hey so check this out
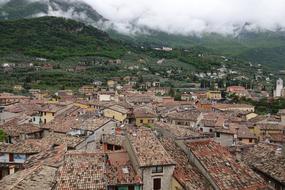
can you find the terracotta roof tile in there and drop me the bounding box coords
[242,143,285,183]
[160,138,211,189]
[126,127,175,167]
[186,140,267,190]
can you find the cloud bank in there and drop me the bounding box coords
[83,0,285,35]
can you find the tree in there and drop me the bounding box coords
[0,129,6,142]
[174,93,182,101]
[169,88,175,97]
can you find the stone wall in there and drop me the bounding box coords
[141,165,175,190]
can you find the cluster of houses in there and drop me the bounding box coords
[0,80,284,190]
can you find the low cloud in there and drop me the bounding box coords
[83,0,285,35]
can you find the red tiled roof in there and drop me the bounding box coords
[243,143,285,183]
[127,127,175,167]
[160,138,211,189]
[186,140,267,190]
[55,152,106,190]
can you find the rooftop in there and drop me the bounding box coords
[0,139,50,154]
[24,144,67,168]
[101,134,124,147]
[41,106,81,133]
[186,140,267,190]
[155,122,201,137]
[127,94,154,104]
[0,165,57,190]
[213,104,254,110]
[106,151,142,186]
[167,110,201,121]
[133,107,157,118]
[37,104,66,113]
[160,138,211,189]
[55,152,106,190]
[5,101,42,115]
[236,125,256,139]
[242,143,285,183]
[255,123,284,131]
[41,133,84,149]
[107,105,129,114]
[72,117,112,131]
[126,127,175,167]
[0,122,42,137]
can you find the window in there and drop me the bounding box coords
[52,113,55,116]
[44,119,46,124]
[107,144,113,150]
[249,139,253,143]
[9,153,14,162]
[209,129,213,133]
[216,132,220,137]
[152,166,163,173]
[200,128,203,132]
[153,178,161,190]
[114,145,121,150]
[140,120,143,123]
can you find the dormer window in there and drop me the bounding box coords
[152,166,163,173]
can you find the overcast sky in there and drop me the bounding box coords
[83,0,285,35]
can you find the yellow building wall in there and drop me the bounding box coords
[239,138,255,144]
[135,117,155,126]
[171,177,183,190]
[74,103,95,111]
[249,127,255,134]
[47,99,58,104]
[260,129,283,135]
[104,109,127,122]
[252,127,283,138]
[246,113,258,120]
[251,127,261,137]
[41,112,55,124]
[206,91,222,100]
[36,92,48,100]
[107,80,115,87]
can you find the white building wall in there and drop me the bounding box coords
[141,166,175,190]
[99,94,111,102]
[0,154,9,163]
[275,78,284,97]
[76,121,117,150]
[32,116,41,125]
[214,133,234,147]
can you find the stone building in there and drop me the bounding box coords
[125,127,175,190]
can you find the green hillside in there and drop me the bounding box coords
[0,0,105,22]
[0,16,125,59]
[110,29,285,69]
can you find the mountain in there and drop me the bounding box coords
[0,0,106,25]
[110,29,285,70]
[1,0,285,70]
[0,16,125,59]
